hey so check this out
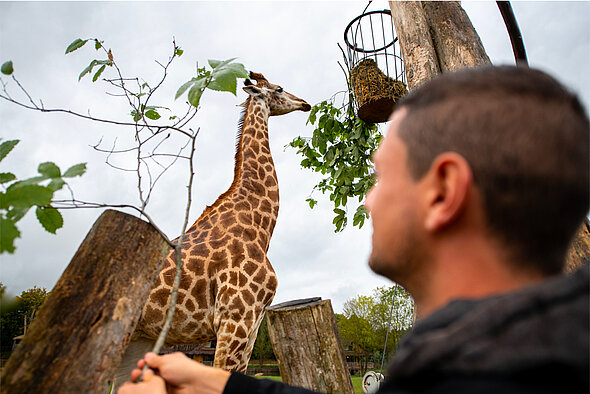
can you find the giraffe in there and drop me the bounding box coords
[115,72,310,385]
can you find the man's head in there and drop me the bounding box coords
[366,66,589,282]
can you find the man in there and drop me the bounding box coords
[119,66,589,394]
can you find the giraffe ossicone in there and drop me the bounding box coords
[115,72,310,384]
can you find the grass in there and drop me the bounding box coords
[254,375,365,393]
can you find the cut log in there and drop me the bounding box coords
[0,209,169,394]
[266,298,354,394]
[388,1,440,91]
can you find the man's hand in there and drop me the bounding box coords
[117,352,231,394]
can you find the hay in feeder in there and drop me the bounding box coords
[350,58,407,123]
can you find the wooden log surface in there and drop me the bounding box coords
[388,1,440,91]
[0,209,169,394]
[266,298,354,394]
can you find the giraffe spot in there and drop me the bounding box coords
[253,212,262,226]
[186,257,205,276]
[258,166,266,180]
[267,275,278,291]
[262,290,274,305]
[237,212,252,226]
[256,290,265,303]
[249,140,260,155]
[261,216,270,230]
[265,176,278,188]
[192,279,208,308]
[238,272,248,287]
[198,219,213,231]
[260,199,272,213]
[152,288,170,308]
[259,155,269,165]
[243,227,257,242]
[209,235,231,250]
[246,244,263,261]
[226,322,236,333]
[265,164,273,172]
[235,200,251,211]
[231,311,242,321]
[219,272,228,283]
[220,212,236,228]
[173,308,187,325]
[253,267,266,284]
[226,357,238,367]
[185,298,196,312]
[243,290,255,305]
[162,267,175,287]
[236,325,247,339]
[267,190,278,202]
[177,291,186,305]
[229,297,246,312]
[190,244,210,258]
[228,238,245,257]
[248,180,265,195]
[229,340,241,353]
[180,272,194,290]
[261,146,271,155]
[243,261,257,276]
[229,271,238,286]
[228,225,244,238]
[143,305,164,325]
[244,310,253,321]
[154,276,162,287]
[184,321,199,333]
[249,282,259,293]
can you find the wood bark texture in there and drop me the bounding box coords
[266,299,354,394]
[0,209,169,394]
[422,1,491,71]
[388,1,440,91]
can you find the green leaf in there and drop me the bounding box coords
[36,206,63,234]
[38,162,61,178]
[145,109,161,120]
[0,173,16,184]
[92,64,106,82]
[208,58,237,69]
[66,38,88,54]
[94,39,102,50]
[306,198,317,209]
[78,59,110,81]
[0,140,19,162]
[174,48,184,57]
[63,163,86,178]
[187,84,205,107]
[131,109,143,122]
[47,179,66,192]
[2,184,52,209]
[6,207,29,223]
[1,61,14,75]
[208,71,237,95]
[0,216,20,254]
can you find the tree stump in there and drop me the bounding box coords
[266,298,354,394]
[0,209,169,394]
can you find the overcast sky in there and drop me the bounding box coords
[1,1,589,313]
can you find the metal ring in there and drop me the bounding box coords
[344,10,397,54]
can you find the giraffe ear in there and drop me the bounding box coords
[243,85,263,97]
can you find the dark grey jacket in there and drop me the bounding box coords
[224,264,589,393]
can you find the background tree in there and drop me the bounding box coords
[0,286,49,355]
[251,317,276,368]
[337,285,414,375]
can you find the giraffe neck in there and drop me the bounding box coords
[231,97,279,235]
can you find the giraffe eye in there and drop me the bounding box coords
[276,87,283,93]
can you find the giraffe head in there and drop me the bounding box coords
[242,72,311,116]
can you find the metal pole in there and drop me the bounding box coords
[497,1,528,67]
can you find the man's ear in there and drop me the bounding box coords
[243,85,263,97]
[423,152,473,231]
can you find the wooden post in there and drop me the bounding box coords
[266,298,354,394]
[0,209,169,394]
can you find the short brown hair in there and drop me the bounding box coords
[397,66,589,275]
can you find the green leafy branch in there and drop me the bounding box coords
[289,99,381,232]
[0,139,86,254]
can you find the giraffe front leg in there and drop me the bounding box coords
[213,319,252,373]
